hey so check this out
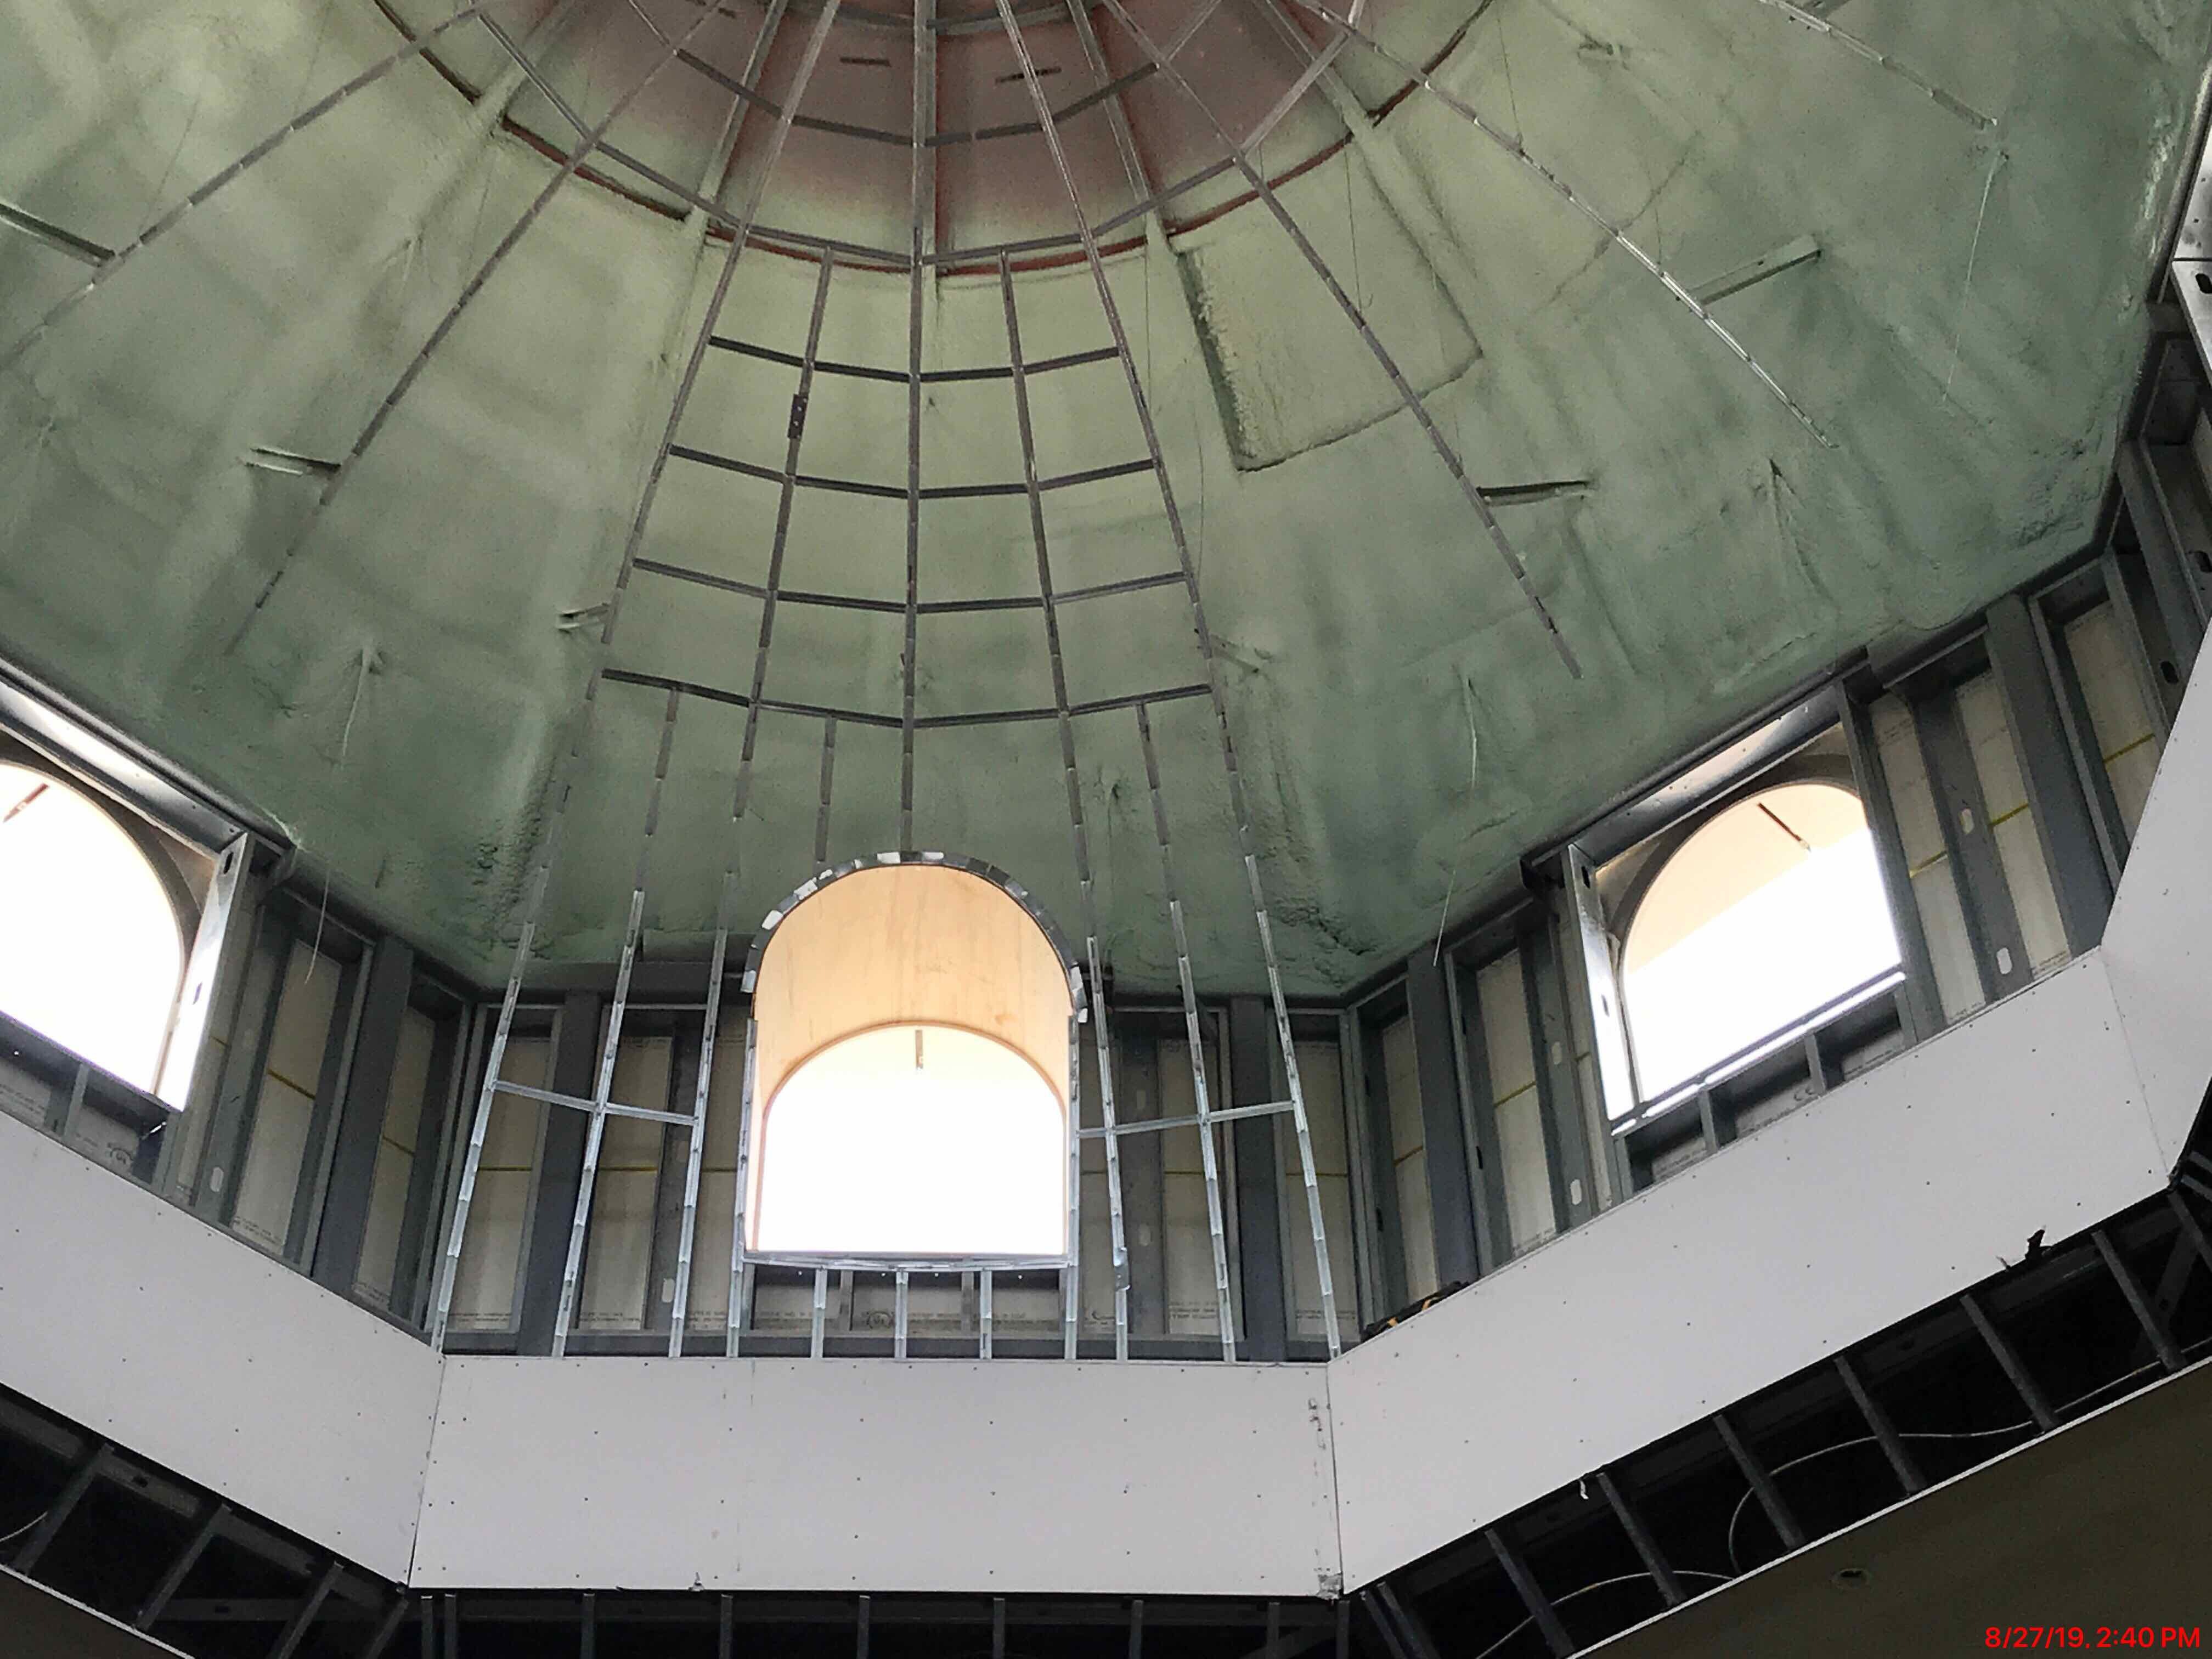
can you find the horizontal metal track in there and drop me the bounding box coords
[669,441,1154,498]
[600,666,1210,729]
[708,335,1120,385]
[632,556,1184,615]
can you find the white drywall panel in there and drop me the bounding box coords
[2101,645,2212,1168]
[0,1111,442,1579]
[415,1356,1342,1596]
[1327,953,2167,1590]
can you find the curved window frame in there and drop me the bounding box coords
[1609,770,1906,1110]
[736,851,1086,1272]
[0,751,199,1094]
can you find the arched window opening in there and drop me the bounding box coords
[0,763,186,1090]
[1623,782,1901,1104]
[744,859,1076,1261]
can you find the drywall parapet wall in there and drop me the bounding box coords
[1324,950,2169,1588]
[411,1357,1343,1596]
[0,1110,443,1581]
[7,672,2212,1594]
[2098,643,2212,1170]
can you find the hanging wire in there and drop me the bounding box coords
[1466,1571,1736,1659]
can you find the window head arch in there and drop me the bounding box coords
[0,762,187,1090]
[742,855,1080,1261]
[1622,781,1901,1103]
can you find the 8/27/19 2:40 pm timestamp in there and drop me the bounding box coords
[1987,1631,2202,1649]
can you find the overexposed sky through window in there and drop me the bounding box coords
[751,1022,1068,1257]
[0,764,184,1090]
[1624,785,1901,1105]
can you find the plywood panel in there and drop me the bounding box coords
[750,864,1073,1111]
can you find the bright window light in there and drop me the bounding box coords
[0,764,184,1090]
[1623,782,1900,1106]
[751,1023,1067,1256]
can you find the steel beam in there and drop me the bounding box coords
[1120,1030,1169,1337]
[1446,958,1515,1274]
[2115,441,2207,680]
[1402,959,1479,1288]
[1230,998,1291,1359]
[1520,911,1595,1237]
[516,991,602,1353]
[267,1560,343,1659]
[1596,1467,1683,1606]
[1841,693,1944,1042]
[1484,1525,1572,1657]
[12,1440,109,1572]
[1985,594,2113,955]
[1911,686,2030,1006]
[1835,1353,1924,1496]
[1962,1290,2057,1432]
[1713,1410,1806,1551]
[136,1499,230,1629]
[2093,1228,2183,1374]
[311,937,416,1295]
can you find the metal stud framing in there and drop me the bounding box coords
[995,0,1343,1357]
[1096,0,1577,675]
[238,1,731,628]
[1275,0,1835,450]
[1001,252,1135,1358]
[1135,701,1239,1359]
[428,0,846,1352]
[0,3,494,374]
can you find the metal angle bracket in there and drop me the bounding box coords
[2172,262,2212,376]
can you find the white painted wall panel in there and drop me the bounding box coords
[1327,955,2166,1590]
[2101,646,2212,1169]
[0,1110,441,1579]
[414,1356,1341,1596]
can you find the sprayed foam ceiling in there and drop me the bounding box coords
[0,0,2205,992]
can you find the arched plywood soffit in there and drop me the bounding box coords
[740,854,1084,1263]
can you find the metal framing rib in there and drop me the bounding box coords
[1000,250,1133,1358]
[1093,0,1578,675]
[1276,0,1835,450]
[1133,702,1239,1361]
[723,243,843,1356]
[1753,0,1996,129]
[427,0,845,1352]
[549,688,684,1356]
[900,0,935,851]
[0,2,494,374]
[996,0,1342,1355]
[235,0,731,632]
